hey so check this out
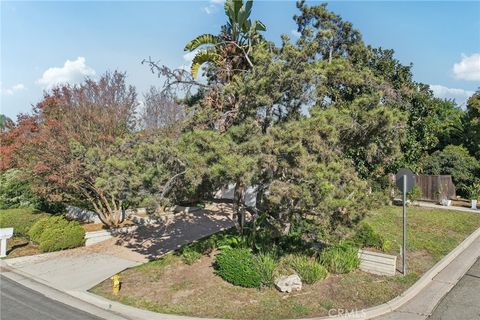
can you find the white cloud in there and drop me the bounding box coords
[36,57,96,89]
[291,29,301,38]
[430,84,475,107]
[203,4,218,15]
[179,50,199,71]
[453,53,480,81]
[203,0,224,14]
[183,50,198,63]
[1,83,25,96]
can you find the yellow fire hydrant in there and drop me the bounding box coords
[111,274,121,295]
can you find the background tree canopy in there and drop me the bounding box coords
[2,0,478,241]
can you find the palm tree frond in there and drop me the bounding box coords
[253,20,266,32]
[184,34,219,52]
[191,49,220,78]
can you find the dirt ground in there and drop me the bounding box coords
[91,251,426,320]
[91,205,480,319]
[6,237,41,258]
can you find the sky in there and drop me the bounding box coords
[1,1,479,119]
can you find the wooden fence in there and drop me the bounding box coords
[415,175,456,202]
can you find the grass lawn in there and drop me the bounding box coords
[90,206,480,319]
[0,208,48,258]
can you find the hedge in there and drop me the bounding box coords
[28,216,85,252]
[215,248,261,288]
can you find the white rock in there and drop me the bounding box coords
[274,274,302,293]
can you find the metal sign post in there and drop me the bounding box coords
[395,168,415,276]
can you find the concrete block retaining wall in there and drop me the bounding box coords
[358,249,397,276]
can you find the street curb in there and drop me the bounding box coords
[69,291,217,320]
[2,227,480,320]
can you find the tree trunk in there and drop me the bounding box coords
[234,180,246,235]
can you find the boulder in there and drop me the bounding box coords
[274,274,302,293]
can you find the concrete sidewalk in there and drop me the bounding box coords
[417,201,479,214]
[375,230,480,320]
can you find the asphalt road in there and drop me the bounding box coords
[429,257,480,320]
[0,275,104,320]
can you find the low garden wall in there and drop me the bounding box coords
[66,206,100,224]
[358,249,397,276]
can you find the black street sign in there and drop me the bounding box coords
[396,168,415,193]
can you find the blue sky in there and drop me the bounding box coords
[1,1,479,119]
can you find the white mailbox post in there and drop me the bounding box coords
[0,228,14,258]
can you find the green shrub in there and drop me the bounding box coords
[353,222,385,249]
[319,243,360,274]
[0,208,48,237]
[27,216,53,242]
[215,248,261,288]
[0,169,40,210]
[180,247,202,265]
[253,252,278,287]
[29,216,85,252]
[282,255,328,284]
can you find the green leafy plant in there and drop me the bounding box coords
[464,182,480,200]
[319,243,360,274]
[214,248,261,288]
[215,233,247,250]
[281,254,328,284]
[0,169,64,213]
[180,247,202,265]
[353,222,385,249]
[407,185,422,202]
[253,252,278,287]
[0,169,38,210]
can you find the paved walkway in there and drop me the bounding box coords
[417,201,479,214]
[428,258,480,320]
[117,202,236,260]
